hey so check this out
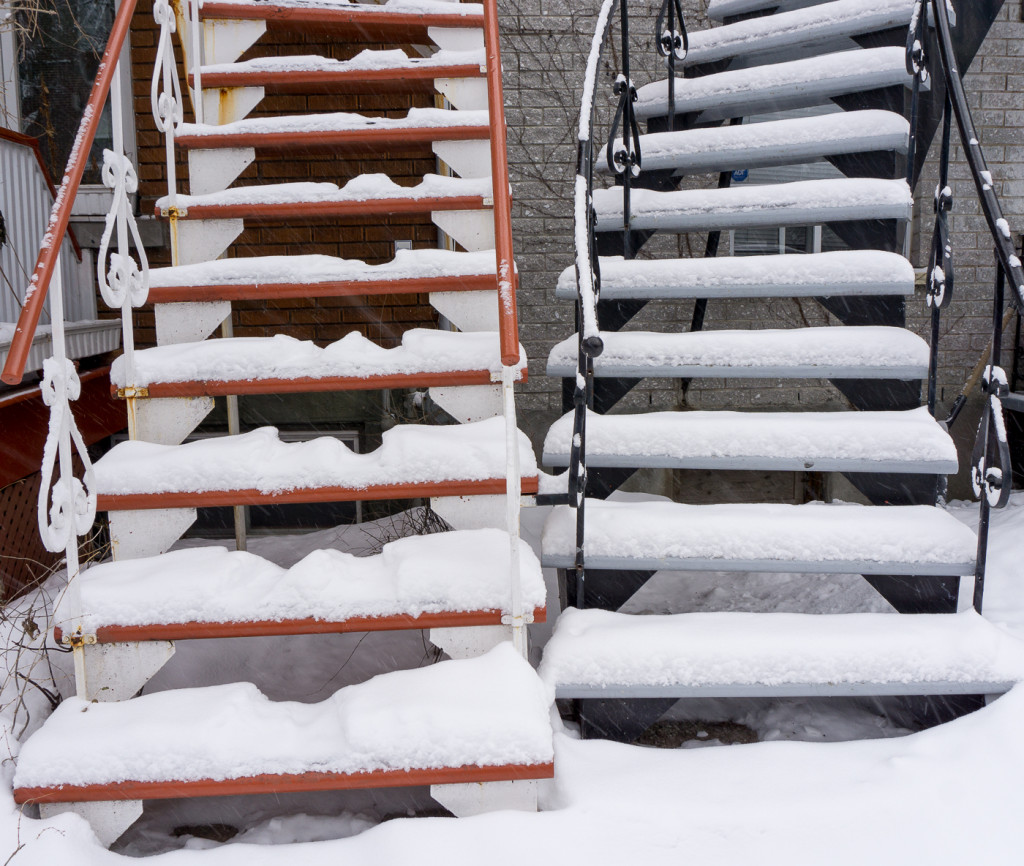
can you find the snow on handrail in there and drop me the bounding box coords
[0,0,140,385]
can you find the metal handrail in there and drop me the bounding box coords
[0,0,140,385]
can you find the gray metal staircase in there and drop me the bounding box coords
[540,0,1018,740]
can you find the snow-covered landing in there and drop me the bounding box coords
[199,47,484,77]
[686,0,916,67]
[607,110,908,176]
[542,500,976,575]
[543,406,956,474]
[635,46,914,123]
[546,326,928,380]
[555,250,915,300]
[111,330,525,389]
[707,0,840,22]
[149,248,497,290]
[58,530,546,637]
[593,178,912,233]
[94,416,538,497]
[157,174,491,213]
[177,107,489,144]
[13,645,553,794]
[541,608,1022,698]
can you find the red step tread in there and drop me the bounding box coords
[163,194,488,221]
[122,368,526,399]
[176,123,489,153]
[146,272,505,304]
[193,64,483,94]
[199,1,484,42]
[14,761,555,804]
[55,605,547,644]
[97,476,541,511]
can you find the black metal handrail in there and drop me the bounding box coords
[909,0,1023,611]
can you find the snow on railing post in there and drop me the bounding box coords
[37,255,97,700]
[152,0,185,263]
[99,59,150,439]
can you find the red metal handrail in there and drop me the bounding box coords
[1,0,139,385]
[481,0,520,366]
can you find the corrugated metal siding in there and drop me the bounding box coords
[0,137,94,327]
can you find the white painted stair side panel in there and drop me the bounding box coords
[170,218,244,266]
[436,77,488,110]
[203,18,267,66]
[39,801,142,848]
[202,85,265,126]
[432,780,539,817]
[429,384,503,422]
[428,26,485,52]
[432,209,495,251]
[188,148,255,196]
[155,301,232,345]
[79,641,176,702]
[433,140,492,178]
[430,291,499,331]
[134,396,215,445]
[109,508,197,561]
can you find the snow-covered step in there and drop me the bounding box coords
[686,0,916,68]
[594,178,911,234]
[541,499,976,575]
[554,250,915,302]
[543,406,956,474]
[55,531,545,643]
[540,608,1022,699]
[13,645,554,804]
[113,329,525,397]
[177,107,489,153]
[707,0,829,21]
[95,416,539,510]
[158,174,492,221]
[546,326,928,380]
[198,0,484,42]
[196,47,485,94]
[635,47,915,123]
[601,110,908,176]
[147,249,501,305]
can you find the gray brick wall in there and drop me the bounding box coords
[500,1,1023,485]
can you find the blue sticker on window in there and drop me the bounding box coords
[732,169,749,183]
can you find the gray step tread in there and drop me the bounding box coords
[540,608,1019,699]
[690,0,915,66]
[546,325,928,380]
[540,499,976,575]
[635,46,914,123]
[543,406,957,475]
[593,177,912,234]
[600,110,908,176]
[555,250,915,301]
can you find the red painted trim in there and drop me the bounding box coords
[0,367,125,488]
[194,64,483,94]
[177,124,489,153]
[0,3,138,385]
[199,2,483,41]
[146,272,507,304]
[0,128,84,261]
[167,195,487,222]
[481,0,519,366]
[98,476,540,510]
[14,762,555,804]
[55,606,546,644]
[126,368,527,398]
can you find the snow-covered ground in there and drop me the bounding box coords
[1,494,1022,863]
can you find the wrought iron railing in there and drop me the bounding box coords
[907,0,1023,612]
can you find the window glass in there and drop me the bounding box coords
[17,0,114,183]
